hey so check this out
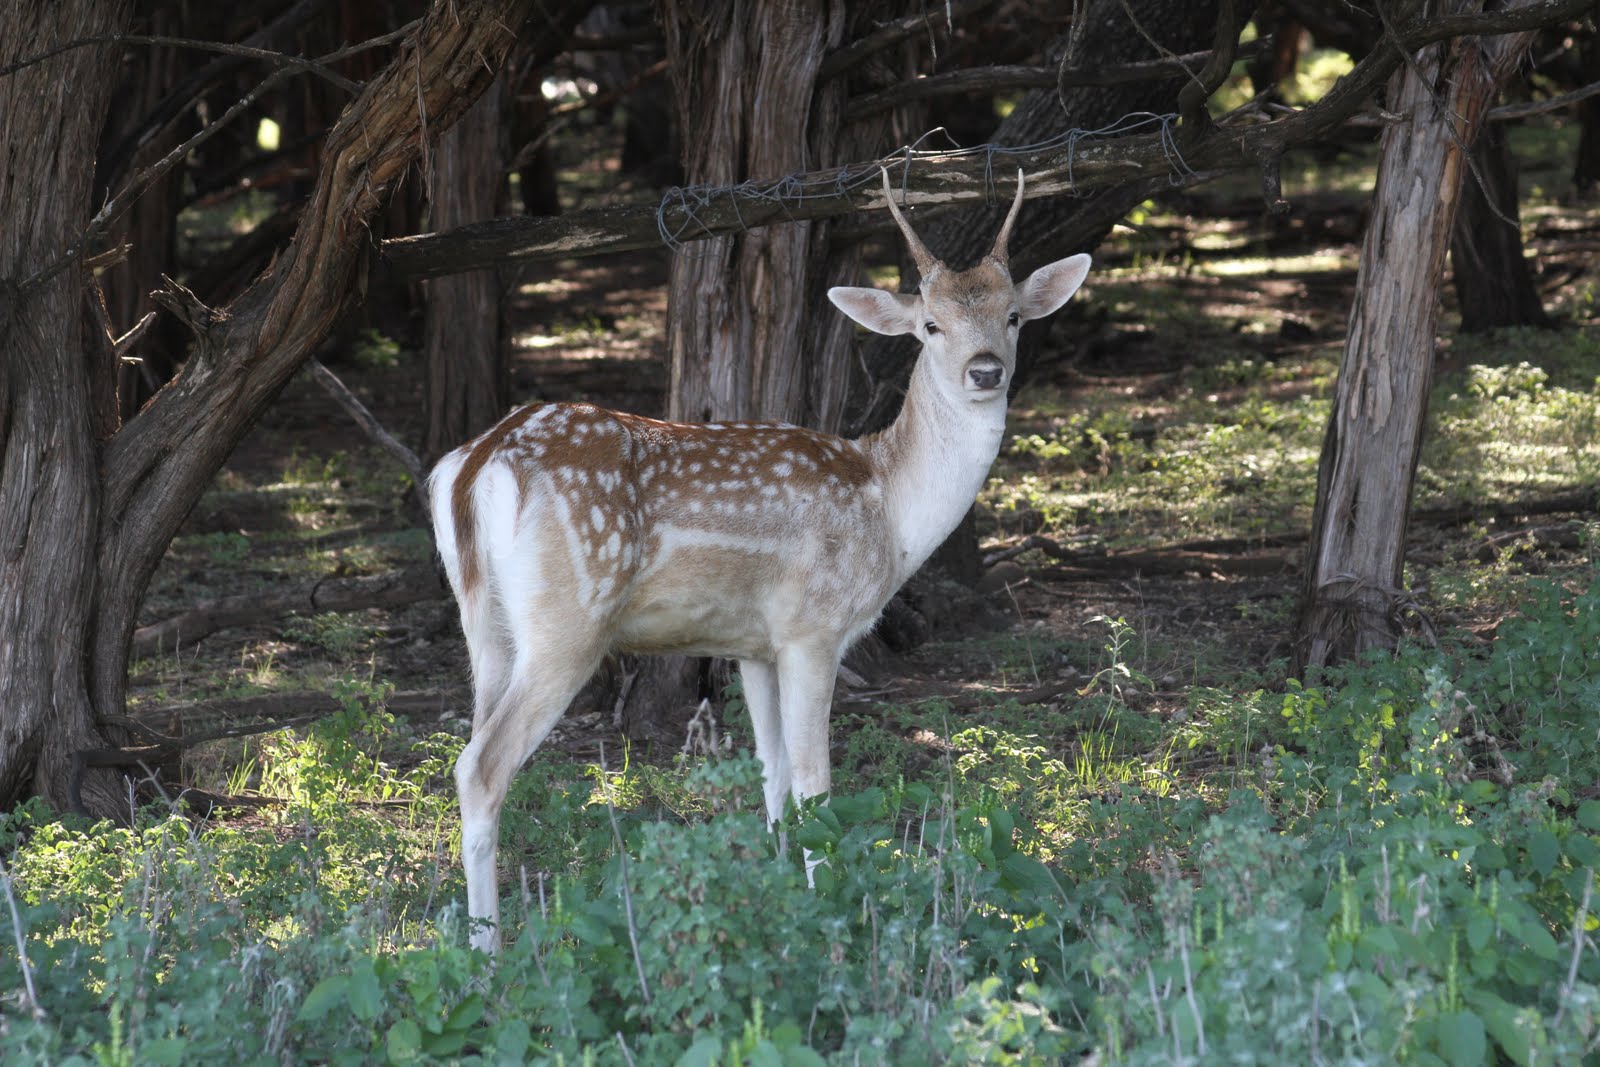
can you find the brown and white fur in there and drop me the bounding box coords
[429,170,1091,952]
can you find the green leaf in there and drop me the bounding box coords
[1566,833,1600,869]
[1437,1011,1487,1066]
[828,790,884,825]
[139,1038,188,1066]
[1000,853,1057,896]
[348,959,383,1022]
[811,861,838,894]
[1522,919,1560,961]
[1577,800,1600,831]
[989,808,1016,852]
[445,993,485,1032]
[1470,991,1532,1066]
[782,1046,828,1067]
[386,1019,422,1065]
[1528,830,1560,877]
[747,1041,785,1067]
[1465,912,1494,953]
[794,820,836,851]
[297,975,350,1023]
[488,1018,531,1063]
[421,1029,467,1056]
[675,1035,724,1067]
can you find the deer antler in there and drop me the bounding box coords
[880,168,940,282]
[988,169,1026,267]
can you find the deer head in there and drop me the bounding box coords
[827,169,1091,410]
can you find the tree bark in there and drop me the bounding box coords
[1449,120,1549,330]
[1575,22,1600,196]
[0,0,561,818]
[660,0,874,429]
[0,0,134,815]
[424,77,511,461]
[1297,0,1539,671]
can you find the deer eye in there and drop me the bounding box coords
[1007,311,1021,328]
[924,321,940,335]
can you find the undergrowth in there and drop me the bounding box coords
[3,572,1598,1064]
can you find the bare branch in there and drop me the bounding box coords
[377,0,1589,282]
[1489,77,1600,121]
[307,359,428,489]
[818,0,999,81]
[0,30,359,93]
[16,20,424,303]
[845,41,1271,121]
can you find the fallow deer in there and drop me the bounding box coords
[429,169,1091,951]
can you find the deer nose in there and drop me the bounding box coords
[967,355,1004,391]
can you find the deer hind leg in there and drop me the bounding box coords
[457,644,599,953]
[457,571,606,952]
[739,658,790,827]
[459,588,512,731]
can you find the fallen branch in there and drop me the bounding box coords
[1038,549,1293,580]
[307,359,427,488]
[133,563,447,656]
[122,687,461,740]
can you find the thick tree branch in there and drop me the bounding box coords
[817,0,998,81]
[382,0,1591,282]
[846,41,1271,121]
[1177,0,1240,131]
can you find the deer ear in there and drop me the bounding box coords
[1016,253,1091,322]
[828,287,921,336]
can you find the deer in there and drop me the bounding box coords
[428,169,1091,952]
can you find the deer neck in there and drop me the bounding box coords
[862,356,1008,584]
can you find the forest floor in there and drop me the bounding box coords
[126,122,1600,815]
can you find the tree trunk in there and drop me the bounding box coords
[0,0,557,818]
[424,77,511,460]
[1575,24,1600,196]
[1449,120,1548,330]
[1297,0,1538,671]
[0,0,134,815]
[660,0,868,429]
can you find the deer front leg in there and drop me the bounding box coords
[740,658,790,827]
[777,642,840,882]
